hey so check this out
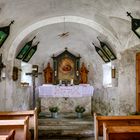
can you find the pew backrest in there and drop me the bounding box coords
[0,129,15,140]
[0,117,29,140]
[103,123,140,140]
[94,113,140,140]
[0,107,38,140]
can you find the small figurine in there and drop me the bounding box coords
[44,62,53,84]
[80,62,89,84]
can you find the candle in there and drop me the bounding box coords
[59,80,62,85]
[55,70,57,76]
[71,79,73,85]
[76,71,79,76]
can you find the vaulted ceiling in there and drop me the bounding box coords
[0,0,140,65]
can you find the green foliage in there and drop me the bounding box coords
[75,105,85,113]
[49,106,59,113]
[129,111,140,115]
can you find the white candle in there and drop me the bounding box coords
[59,80,62,84]
[55,71,57,76]
[71,79,73,85]
[76,71,79,76]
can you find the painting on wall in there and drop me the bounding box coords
[58,57,75,82]
[52,48,81,85]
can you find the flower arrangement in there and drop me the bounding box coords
[75,105,86,113]
[49,106,59,113]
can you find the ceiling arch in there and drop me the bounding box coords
[7,16,121,62]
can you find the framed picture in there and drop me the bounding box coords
[97,48,110,63]
[102,44,117,60]
[58,57,75,82]
[16,44,31,60]
[0,21,14,48]
[16,36,36,60]
[52,48,80,84]
[22,42,39,62]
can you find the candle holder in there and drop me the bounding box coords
[111,66,116,78]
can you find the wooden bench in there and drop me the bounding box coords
[0,107,38,140]
[94,113,140,140]
[0,129,15,140]
[103,123,140,140]
[0,117,30,140]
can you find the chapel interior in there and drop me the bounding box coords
[0,0,140,140]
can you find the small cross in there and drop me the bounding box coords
[127,12,133,19]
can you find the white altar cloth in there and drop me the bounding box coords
[38,84,94,98]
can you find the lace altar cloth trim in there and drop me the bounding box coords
[38,84,94,98]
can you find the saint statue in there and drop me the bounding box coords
[80,62,89,84]
[44,62,53,84]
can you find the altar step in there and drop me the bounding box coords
[38,113,94,140]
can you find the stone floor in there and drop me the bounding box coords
[38,112,96,140]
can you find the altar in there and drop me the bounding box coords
[38,48,94,114]
[38,84,94,114]
[38,84,94,98]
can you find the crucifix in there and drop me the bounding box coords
[0,54,6,81]
[26,65,42,109]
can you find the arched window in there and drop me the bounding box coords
[103,62,112,87]
[21,62,32,86]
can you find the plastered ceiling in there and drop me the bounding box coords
[0,0,140,65]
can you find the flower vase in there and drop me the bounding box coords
[51,112,58,118]
[77,112,83,118]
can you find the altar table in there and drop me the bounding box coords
[38,84,94,98]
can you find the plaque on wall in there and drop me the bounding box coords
[52,48,80,85]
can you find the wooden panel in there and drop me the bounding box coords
[103,124,140,140]
[0,117,29,140]
[0,107,38,140]
[136,53,140,111]
[94,113,140,140]
[0,129,15,140]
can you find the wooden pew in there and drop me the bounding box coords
[0,129,15,140]
[103,123,140,140]
[0,117,29,140]
[0,107,38,140]
[94,113,140,140]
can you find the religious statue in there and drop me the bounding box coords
[80,62,89,84]
[44,62,53,84]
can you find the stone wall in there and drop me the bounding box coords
[0,49,137,115]
[41,97,91,114]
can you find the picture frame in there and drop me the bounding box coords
[0,21,14,48]
[97,47,110,63]
[52,48,80,85]
[16,44,31,60]
[16,36,36,60]
[102,44,117,60]
[22,42,39,62]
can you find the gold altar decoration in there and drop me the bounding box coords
[52,48,81,85]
